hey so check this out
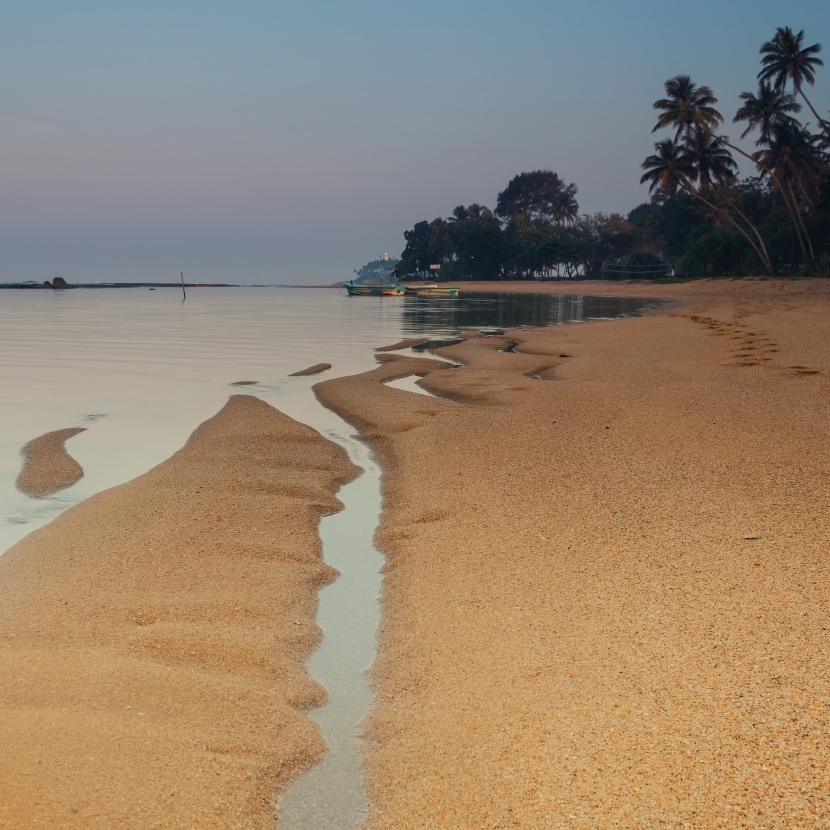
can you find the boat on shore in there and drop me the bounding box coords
[404,284,460,298]
[343,280,406,297]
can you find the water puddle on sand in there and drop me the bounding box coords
[383,374,432,396]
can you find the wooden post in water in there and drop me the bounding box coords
[180,271,186,300]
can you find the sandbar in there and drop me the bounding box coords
[16,426,87,498]
[315,278,830,828]
[0,395,357,829]
[289,363,332,377]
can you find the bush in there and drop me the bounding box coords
[676,228,763,278]
[814,251,830,277]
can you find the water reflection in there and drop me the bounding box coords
[400,292,658,334]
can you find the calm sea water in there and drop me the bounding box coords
[0,286,654,553]
[0,284,657,829]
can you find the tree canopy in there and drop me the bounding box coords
[495,171,578,225]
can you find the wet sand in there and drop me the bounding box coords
[289,363,333,377]
[315,279,830,828]
[16,426,87,497]
[0,395,357,829]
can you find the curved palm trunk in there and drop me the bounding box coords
[764,168,814,264]
[784,175,816,262]
[716,133,815,265]
[679,179,775,275]
[795,82,829,130]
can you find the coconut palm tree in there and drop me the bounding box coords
[754,120,824,262]
[652,70,822,266]
[641,139,774,274]
[758,27,825,127]
[640,139,697,200]
[652,75,723,144]
[734,81,802,144]
[756,120,824,201]
[689,133,738,192]
[554,183,580,225]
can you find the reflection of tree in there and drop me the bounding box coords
[399,293,652,336]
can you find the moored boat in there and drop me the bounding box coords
[343,281,406,297]
[404,284,460,298]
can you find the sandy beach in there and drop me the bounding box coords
[0,395,357,828]
[315,278,830,828]
[2,278,830,828]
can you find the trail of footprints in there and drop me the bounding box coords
[686,314,822,376]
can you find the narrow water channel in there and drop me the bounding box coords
[277,422,383,829]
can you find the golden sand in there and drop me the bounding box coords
[16,426,87,498]
[314,279,830,829]
[0,395,357,829]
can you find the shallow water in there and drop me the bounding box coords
[0,287,654,553]
[0,285,658,828]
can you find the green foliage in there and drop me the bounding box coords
[628,194,708,263]
[815,251,830,276]
[354,257,398,283]
[643,26,829,276]
[394,219,452,278]
[495,171,579,225]
[675,228,763,277]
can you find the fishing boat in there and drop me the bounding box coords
[404,284,460,298]
[343,280,406,297]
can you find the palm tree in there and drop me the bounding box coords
[758,27,825,126]
[733,81,801,144]
[652,71,821,266]
[554,183,579,225]
[641,139,774,274]
[640,139,697,199]
[756,120,824,201]
[754,120,824,262]
[652,75,723,144]
[689,133,738,192]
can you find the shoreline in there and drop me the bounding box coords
[315,278,830,827]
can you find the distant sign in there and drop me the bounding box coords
[429,264,441,270]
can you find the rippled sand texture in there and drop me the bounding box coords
[16,427,87,497]
[316,279,830,829]
[0,395,357,829]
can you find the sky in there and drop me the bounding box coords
[1,0,829,284]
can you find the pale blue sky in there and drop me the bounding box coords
[1,1,828,283]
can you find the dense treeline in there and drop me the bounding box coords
[394,27,829,281]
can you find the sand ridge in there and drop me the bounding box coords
[289,363,333,376]
[16,426,87,497]
[315,279,830,829]
[0,394,358,829]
